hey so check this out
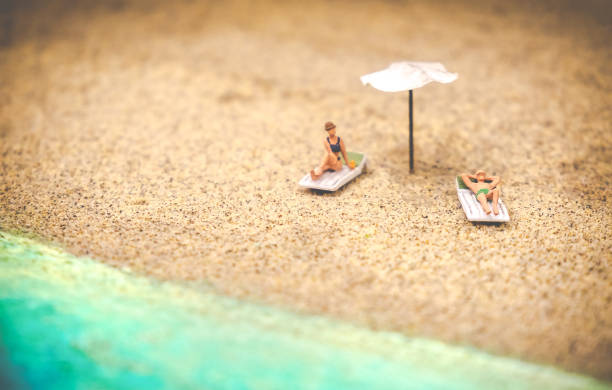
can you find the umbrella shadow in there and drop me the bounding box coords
[384,142,460,184]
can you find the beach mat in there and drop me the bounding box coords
[456,176,510,222]
[299,152,367,191]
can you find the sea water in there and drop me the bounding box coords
[0,231,608,390]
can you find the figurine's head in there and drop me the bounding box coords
[325,121,336,136]
[475,170,486,182]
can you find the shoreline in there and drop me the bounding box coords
[1,230,610,389]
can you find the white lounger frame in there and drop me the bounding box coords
[299,154,367,192]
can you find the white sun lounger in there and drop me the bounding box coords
[456,176,510,222]
[299,152,367,191]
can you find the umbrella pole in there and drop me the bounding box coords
[409,89,414,173]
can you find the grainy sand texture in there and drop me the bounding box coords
[1,0,611,380]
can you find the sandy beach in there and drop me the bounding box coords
[1,0,611,380]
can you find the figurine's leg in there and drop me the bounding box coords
[488,189,500,215]
[311,165,326,180]
[310,169,319,180]
[330,158,342,171]
[476,193,491,214]
[325,154,341,170]
[312,155,330,177]
[311,154,335,180]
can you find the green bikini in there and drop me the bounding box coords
[475,188,490,197]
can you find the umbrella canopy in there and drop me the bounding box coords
[360,61,458,172]
[360,61,457,92]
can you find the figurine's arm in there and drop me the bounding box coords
[488,176,500,188]
[323,139,333,155]
[461,173,477,193]
[339,138,351,168]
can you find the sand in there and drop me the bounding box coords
[1,0,611,380]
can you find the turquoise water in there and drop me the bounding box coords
[0,231,609,390]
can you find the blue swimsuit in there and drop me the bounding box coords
[327,136,341,160]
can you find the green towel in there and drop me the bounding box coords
[340,151,364,166]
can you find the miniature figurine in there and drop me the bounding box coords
[310,121,354,180]
[298,122,367,192]
[460,170,501,215]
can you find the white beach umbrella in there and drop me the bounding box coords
[361,61,458,172]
